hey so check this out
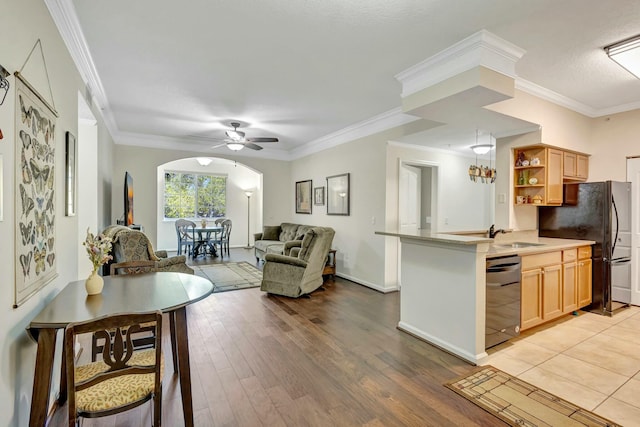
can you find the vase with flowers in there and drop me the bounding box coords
[83,228,113,295]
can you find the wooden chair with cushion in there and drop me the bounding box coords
[65,311,163,426]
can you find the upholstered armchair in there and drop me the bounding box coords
[102,225,194,275]
[260,227,335,297]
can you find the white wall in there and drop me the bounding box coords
[155,157,262,250]
[0,1,115,424]
[77,113,98,278]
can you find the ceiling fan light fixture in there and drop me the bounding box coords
[227,142,244,151]
[471,144,492,155]
[605,34,640,79]
[225,130,244,140]
[196,157,213,166]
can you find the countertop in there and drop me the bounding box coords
[485,237,595,258]
[375,229,595,257]
[374,229,492,245]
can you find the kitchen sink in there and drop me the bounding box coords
[495,241,546,248]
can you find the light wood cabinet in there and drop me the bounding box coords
[562,261,578,313]
[520,246,593,331]
[577,246,592,307]
[547,149,564,204]
[563,151,589,181]
[521,268,543,330]
[513,144,589,206]
[542,264,563,319]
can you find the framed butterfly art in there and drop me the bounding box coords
[14,74,58,307]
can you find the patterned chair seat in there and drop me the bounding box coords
[75,349,164,413]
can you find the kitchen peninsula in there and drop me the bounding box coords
[376,229,594,364]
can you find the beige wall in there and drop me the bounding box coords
[589,109,640,181]
[0,0,115,424]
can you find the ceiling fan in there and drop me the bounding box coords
[212,122,279,151]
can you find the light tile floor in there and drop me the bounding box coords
[483,305,640,426]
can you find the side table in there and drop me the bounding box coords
[323,249,337,278]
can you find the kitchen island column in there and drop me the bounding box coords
[377,230,492,364]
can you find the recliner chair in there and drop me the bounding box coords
[260,227,335,297]
[102,225,194,275]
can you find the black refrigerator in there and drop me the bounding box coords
[538,181,632,316]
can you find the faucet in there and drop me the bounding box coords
[488,224,506,238]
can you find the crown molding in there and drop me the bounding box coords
[514,78,598,117]
[395,30,526,98]
[44,0,118,133]
[290,107,420,160]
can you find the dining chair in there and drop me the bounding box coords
[214,217,226,225]
[65,311,163,426]
[175,219,196,256]
[212,219,232,257]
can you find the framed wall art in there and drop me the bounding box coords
[65,131,76,216]
[327,173,350,216]
[295,179,312,214]
[314,186,325,206]
[14,74,58,307]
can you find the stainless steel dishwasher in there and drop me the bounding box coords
[486,255,521,349]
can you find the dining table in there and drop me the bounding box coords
[192,225,222,257]
[27,272,213,427]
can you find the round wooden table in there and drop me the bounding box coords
[27,272,213,427]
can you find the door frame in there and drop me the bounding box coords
[397,159,439,286]
[626,157,640,305]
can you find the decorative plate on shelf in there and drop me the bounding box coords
[528,177,538,185]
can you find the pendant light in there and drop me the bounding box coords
[468,130,496,183]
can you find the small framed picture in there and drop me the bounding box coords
[327,173,350,215]
[314,186,325,206]
[295,179,312,214]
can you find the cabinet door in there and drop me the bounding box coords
[562,261,578,313]
[521,268,543,330]
[578,258,592,308]
[542,264,562,320]
[546,149,564,204]
[563,152,577,178]
[577,155,589,180]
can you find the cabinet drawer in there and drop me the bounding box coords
[578,246,592,259]
[522,251,562,270]
[563,249,577,262]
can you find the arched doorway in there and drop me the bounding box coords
[156,157,263,251]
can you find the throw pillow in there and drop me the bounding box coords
[262,225,280,241]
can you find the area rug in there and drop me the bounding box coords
[192,261,262,293]
[445,366,620,427]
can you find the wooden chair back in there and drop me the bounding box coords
[65,311,163,425]
[110,260,156,275]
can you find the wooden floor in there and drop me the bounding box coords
[50,248,504,426]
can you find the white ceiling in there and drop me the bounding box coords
[59,0,640,158]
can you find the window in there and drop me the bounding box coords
[164,171,226,219]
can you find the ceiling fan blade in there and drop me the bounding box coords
[243,142,263,150]
[247,137,278,143]
[211,143,227,149]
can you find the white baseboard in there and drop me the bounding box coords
[397,321,487,364]
[336,272,399,293]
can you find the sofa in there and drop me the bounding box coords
[261,227,335,297]
[102,225,194,275]
[253,222,317,262]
